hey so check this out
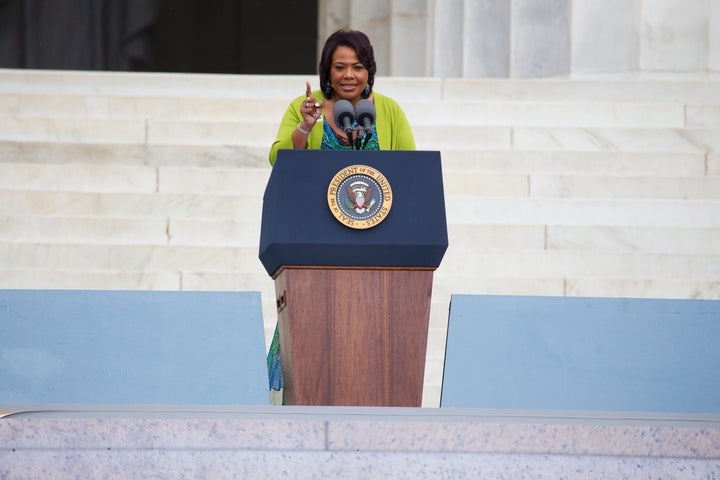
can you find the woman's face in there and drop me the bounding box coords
[329,45,369,105]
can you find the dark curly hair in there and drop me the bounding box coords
[318,29,377,100]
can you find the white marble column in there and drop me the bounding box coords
[318,0,718,78]
[640,0,710,72]
[429,0,464,77]
[389,0,428,76]
[572,0,640,74]
[464,0,511,77]
[317,0,351,42]
[511,0,571,77]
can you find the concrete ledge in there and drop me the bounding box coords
[1,406,719,479]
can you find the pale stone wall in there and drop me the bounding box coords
[318,0,720,77]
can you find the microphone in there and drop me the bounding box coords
[333,100,355,132]
[355,99,376,149]
[355,99,375,133]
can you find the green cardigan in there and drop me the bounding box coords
[269,90,416,165]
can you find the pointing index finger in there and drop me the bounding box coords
[305,81,312,99]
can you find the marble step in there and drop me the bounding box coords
[3,141,715,179]
[0,115,276,146]
[0,191,263,221]
[417,125,720,152]
[0,141,271,168]
[430,275,564,300]
[0,162,271,196]
[0,259,274,293]
[2,69,720,103]
[443,172,720,199]
[425,265,718,307]
[440,150,712,177]
[438,249,720,280]
[5,91,716,129]
[3,239,716,289]
[1,111,717,152]
[435,77,720,104]
[0,268,183,290]
[3,196,717,248]
[0,93,289,123]
[445,196,720,228]
[446,224,720,255]
[0,216,261,247]
[428,276,720,310]
[4,215,718,256]
[5,161,716,206]
[561,277,720,299]
[1,242,715,286]
[0,243,265,272]
[3,196,718,249]
[406,101,702,128]
[0,268,275,307]
[0,70,312,99]
[527,175,720,199]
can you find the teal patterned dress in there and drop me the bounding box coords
[267,325,283,394]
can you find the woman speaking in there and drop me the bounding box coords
[266,29,417,404]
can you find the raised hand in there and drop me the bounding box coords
[299,81,322,129]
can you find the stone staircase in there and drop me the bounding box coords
[1,69,719,407]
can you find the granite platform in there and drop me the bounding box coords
[1,405,719,479]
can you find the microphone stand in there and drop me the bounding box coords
[353,130,363,150]
[360,128,372,150]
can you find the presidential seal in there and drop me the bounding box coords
[327,164,393,229]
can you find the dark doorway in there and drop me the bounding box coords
[149,0,318,74]
[0,0,319,75]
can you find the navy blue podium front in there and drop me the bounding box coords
[259,149,448,275]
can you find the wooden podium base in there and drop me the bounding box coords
[274,267,434,407]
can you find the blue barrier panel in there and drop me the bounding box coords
[0,290,268,405]
[441,294,720,413]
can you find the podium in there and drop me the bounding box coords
[259,150,448,406]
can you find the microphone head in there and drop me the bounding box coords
[333,100,355,130]
[355,99,376,125]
